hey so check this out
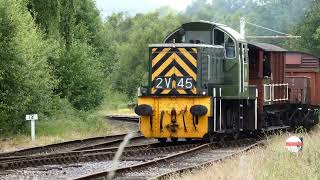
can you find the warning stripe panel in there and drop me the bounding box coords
[152,48,157,52]
[152,48,171,67]
[150,47,197,95]
[178,48,197,67]
[175,53,197,79]
[152,54,175,80]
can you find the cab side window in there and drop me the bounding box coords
[214,29,224,45]
[225,37,235,58]
[213,29,235,59]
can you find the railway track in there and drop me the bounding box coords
[0,132,142,158]
[0,141,205,179]
[0,115,266,179]
[0,141,199,171]
[72,138,262,180]
[106,115,139,123]
[0,115,141,158]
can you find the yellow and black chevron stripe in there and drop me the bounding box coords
[151,47,198,95]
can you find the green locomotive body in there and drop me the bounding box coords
[135,21,319,142]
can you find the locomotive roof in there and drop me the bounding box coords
[201,21,246,42]
[149,43,224,49]
[163,21,246,43]
[248,42,287,52]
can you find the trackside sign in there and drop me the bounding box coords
[26,114,38,121]
[286,136,303,153]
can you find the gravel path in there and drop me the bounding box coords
[1,161,142,180]
[0,149,186,179]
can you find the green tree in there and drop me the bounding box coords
[52,42,105,110]
[28,0,106,110]
[184,0,312,39]
[0,0,56,134]
[95,12,132,76]
[286,0,320,56]
[111,12,183,98]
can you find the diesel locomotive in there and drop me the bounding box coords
[134,21,320,142]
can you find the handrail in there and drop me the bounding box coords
[263,83,289,102]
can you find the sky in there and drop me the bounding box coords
[95,0,194,18]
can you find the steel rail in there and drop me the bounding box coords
[0,142,200,171]
[106,115,139,123]
[0,132,141,158]
[150,140,264,180]
[72,138,260,180]
[72,144,210,180]
[0,141,157,164]
[70,135,146,151]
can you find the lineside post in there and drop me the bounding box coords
[26,114,38,141]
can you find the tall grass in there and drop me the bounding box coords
[0,97,110,152]
[173,125,320,180]
[97,85,134,115]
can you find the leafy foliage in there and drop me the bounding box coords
[0,0,106,135]
[185,0,312,42]
[110,12,183,98]
[52,42,104,110]
[29,0,106,110]
[286,0,320,56]
[0,0,56,134]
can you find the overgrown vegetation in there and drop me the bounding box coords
[172,127,320,180]
[1,0,320,139]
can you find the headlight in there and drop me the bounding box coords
[137,87,148,97]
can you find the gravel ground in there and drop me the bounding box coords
[0,144,193,179]
[0,161,142,180]
[122,147,243,178]
[105,118,139,134]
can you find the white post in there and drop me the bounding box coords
[31,120,35,141]
[240,17,246,37]
[26,114,38,141]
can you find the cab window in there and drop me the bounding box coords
[185,31,211,44]
[214,29,236,59]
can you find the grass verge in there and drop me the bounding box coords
[172,125,320,180]
[0,112,110,152]
[0,98,112,152]
[0,90,134,152]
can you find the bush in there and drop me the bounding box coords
[0,0,56,135]
[51,42,105,110]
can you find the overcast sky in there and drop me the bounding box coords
[95,0,194,18]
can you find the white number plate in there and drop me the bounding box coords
[154,77,194,89]
[26,114,38,121]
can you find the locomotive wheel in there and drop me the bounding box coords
[209,136,215,143]
[157,138,167,144]
[185,138,192,142]
[232,130,240,140]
